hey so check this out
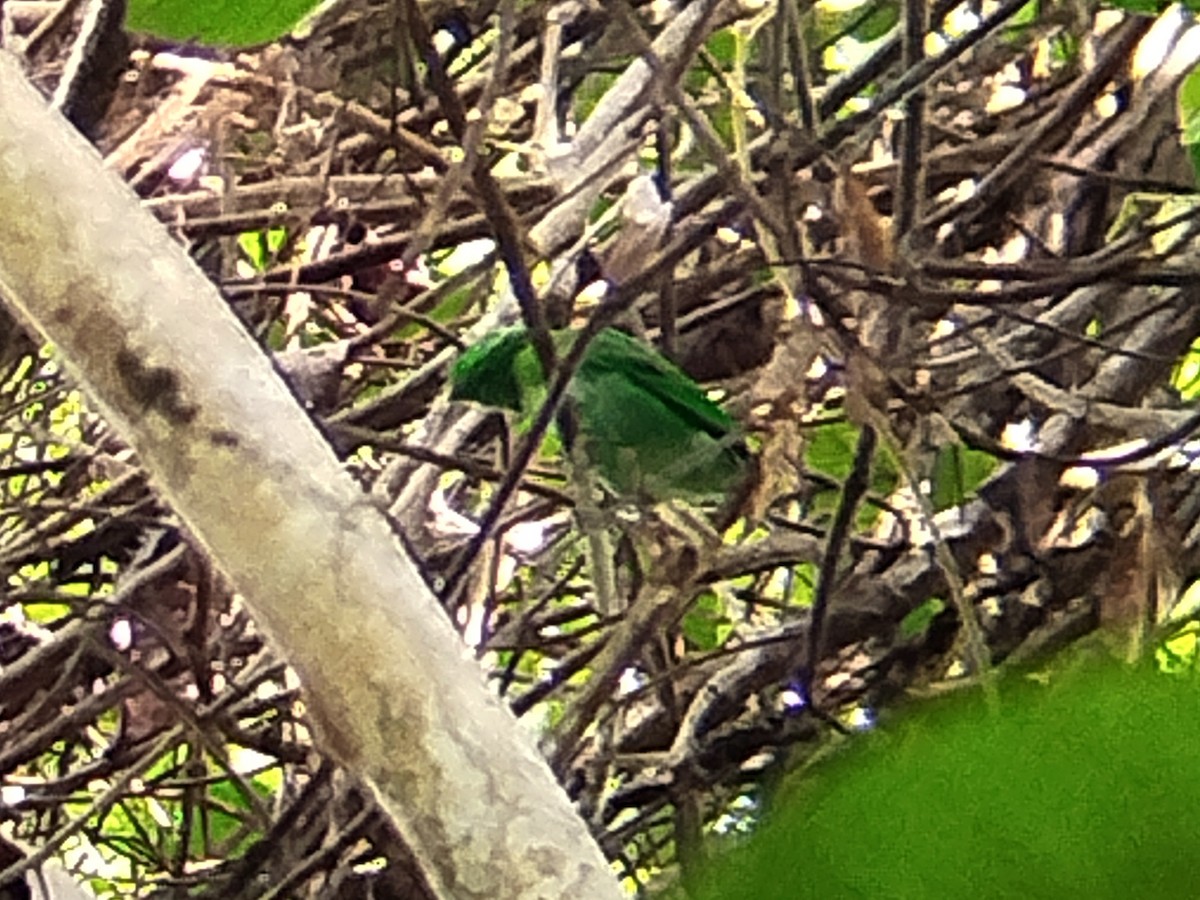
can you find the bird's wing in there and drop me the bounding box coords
[578,329,737,441]
[448,327,531,412]
[569,330,748,499]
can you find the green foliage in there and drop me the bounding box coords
[575,72,620,124]
[1104,0,1200,13]
[1001,0,1041,42]
[1103,0,1170,13]
[1050,30,1080,66]
[236,226,288,273]
[21,600,73,623]
[127,0,321,47]
[804,420,899,525]
[788,562,817,607]
[681,590,734,651]
[395,282,477,341]
[929,442,1000,511]
[1182,68,1200,146]
[706,102,736,150]
[706,29,738,68]
[1179,65,1200,185]
[1172,334,1200,401]
[450,327,749,501]
[805,420,863,481]
[1157,622,1200,673]
[809,0,900,50]
[899,596,946,638]
[691,665,1200,900]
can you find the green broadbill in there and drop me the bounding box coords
[449,327,749,502]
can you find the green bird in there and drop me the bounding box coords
[449,327,749,502]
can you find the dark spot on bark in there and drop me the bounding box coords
[115,347,198,425]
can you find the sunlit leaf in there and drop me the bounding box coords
[692,664,1200,899]
[127,0,321,47]
[1171,335,1200,401]
[706,29,737,67]
[805,421,859,480]
[681,591,733,651]
[899,596,946,637]
[1104,0,1172,14]
[930,443,1000,511]
[236,226,288,273]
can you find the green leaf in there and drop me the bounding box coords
[850,1,900,43]
[21,601,72,624]
[1157,625,1199,673]
[1180,67,1200,184]
[1002,0,1040,39]
[1180,67,1200,143]
[805,420,860,481]
[706,29,737,68]
[788,562,817,607]
[681,591,733,651]
[1172,335,1200,401]
[1050,31,1080,66]
[1103,0,1171,14]
[866,441,899,515]
[394,283,476,340]
[1190,144,1200,188]
[127,0,321,47]
[691,664,1200,900]
[236,227,288,273]
[804,421,898,527]
[1149,196,1199,256]
[930,443,1000,511]
[899,596,946,637]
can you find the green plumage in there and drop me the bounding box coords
[448,327,529,411]
[450,327,748,501]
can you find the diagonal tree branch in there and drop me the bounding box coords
[0,50,622,900]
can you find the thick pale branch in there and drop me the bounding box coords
[0,50,622,900]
